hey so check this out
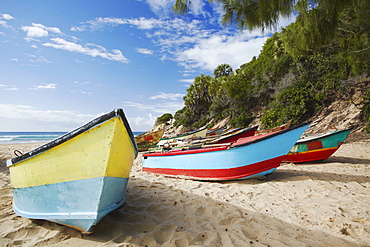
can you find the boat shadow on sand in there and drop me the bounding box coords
[288,156,370,165]
[262,168,369,184]
[0,160,363,246]
[79,177,355,246]
[260,156,370,184]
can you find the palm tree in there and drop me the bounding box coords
[174,0,364,52]
[213,64,233,78]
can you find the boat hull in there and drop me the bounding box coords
[7,109,137,233]
[282,128,351,163]
[142,122,310,181]
[12,176,128,233]
[135,129,164,151]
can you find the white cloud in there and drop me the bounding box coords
[1,14,15,20]
[42,38,129,63]
[33,23,62,34]
[0,104,95,124]
[176,34,268,70]
[145,0,208,17]
[130,113,157,130]
[31,83,57,90]
[123,100,184,114]
[149,92,185,100]
[21,23,62,39]
[70,89,93,95]
[136,48,154,54]
[68,12,294,73]
[0,20,9,28]
[0,14,14,28]
[71,17,163,31]
[144,0,175,16]
[179,79,194,84]
[19,22,129,64]
[74,81,92,85]
[29,56,52,64]
[74,17,127,31]
[0,84,19,91]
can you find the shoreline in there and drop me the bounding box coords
[1,141,369,246]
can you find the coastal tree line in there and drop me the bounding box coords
[166,0,370,131]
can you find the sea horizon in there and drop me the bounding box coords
[0,131,145,144]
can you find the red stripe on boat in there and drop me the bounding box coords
[143,146,229,157]
[231,130,280,147]
[142,156,283,180]
[144,135,154,141]
[216,128,257,144]
[282,147,339,163]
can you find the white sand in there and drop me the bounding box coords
[0,141,369,246]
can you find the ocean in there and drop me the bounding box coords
[0,131,144,144]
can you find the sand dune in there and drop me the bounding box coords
[0,141,369,246]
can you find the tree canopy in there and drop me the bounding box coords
[174,0,368,56]
[173,0,369,131]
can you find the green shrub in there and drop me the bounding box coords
[156,113,173,125]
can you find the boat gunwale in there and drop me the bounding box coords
[295,128,352,145]
[230,121,312,148]
[209,125,258,144]
[143,121,312,157]
[8,108,138,166]
[143,146,229,157]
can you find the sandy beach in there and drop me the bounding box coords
[0,140,369,246]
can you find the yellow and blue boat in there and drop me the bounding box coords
[7,109,138,234]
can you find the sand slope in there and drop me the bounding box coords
[0,141,369,246]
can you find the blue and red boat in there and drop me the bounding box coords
[281,128,352,163]
[142,122,311,181]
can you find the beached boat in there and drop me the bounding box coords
[142,122,311,181]
[135,129,165,151]
[156,127,208,147]
[281,128,352,163]
[192,126,258,145]
[7,109,138,234]
[206,127,225,136]
[148,126,258,152]
[255,122,291,135]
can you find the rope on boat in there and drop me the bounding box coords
[14,150,23,157]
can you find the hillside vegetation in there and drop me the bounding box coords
[172,0,370,132]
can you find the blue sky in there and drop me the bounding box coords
[0,0,294,132]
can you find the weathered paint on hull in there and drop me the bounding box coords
[7,109,137,233]
[142,122,310,181]
[282,128,351,163]
[13,176,129,233]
